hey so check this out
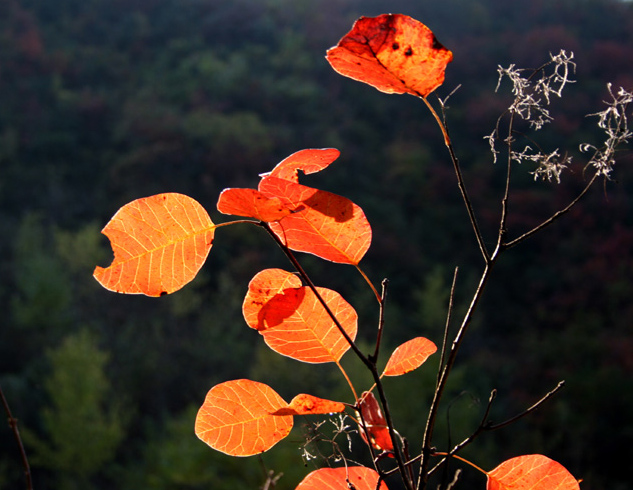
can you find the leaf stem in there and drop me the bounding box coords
[336,360,358,401]
[0,384,33,490]
[356,264,381,304]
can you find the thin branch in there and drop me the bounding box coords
[371,279,389,363]
[437,268,459,386]
[421,96,490,263]
[0,384,33,490]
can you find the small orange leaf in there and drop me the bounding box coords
[326,14,453,97]
[242,269,302,330]
[195,379,293,457]
[94,193,215,296]
[271,393,346,416]
[217,188,292,222]
[259,176,372,265]
[487,454,581,490]
[259,285,358,364]
[295,466,389,490]
[382,337,438,376]
[357,391,394,455]
[264,148,341,183]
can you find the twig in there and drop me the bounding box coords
[437,268,458,386]
[371,279,389,363]
[0,384,33,490]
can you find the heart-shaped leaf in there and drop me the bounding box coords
[94,193,215,296]
[487,454,580,490]
[271,393,346,416]
[195,379,293,457]
[382,337,437,376]
[295,466,389,490]
[259,176,372,265]
[326,14,453,97]
[259,285,358,364]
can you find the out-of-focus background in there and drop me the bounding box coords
[1,0,632,488]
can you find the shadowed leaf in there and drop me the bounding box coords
[487,455,581,490]
[242,269,302,330]
[382,337,437,376]
[195,379,293,457]
[217,188,292,222]
[295,466,389,490]
[264,148,341,182]
[271,394,345,416]
[326,14,452,97]
[94,193,215,296]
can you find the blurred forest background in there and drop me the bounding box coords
[1,0,632,489]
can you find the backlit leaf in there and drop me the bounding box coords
[295,466,389,490]
[357,391,394,454]
[259,176,372,264]
[217,188,292,222]
[326,14,453,97]
[271,393,346,416]
[94,193,215,296]
[242,268,302,331]
[195,379,293,457]
[487,454,581,490]
[259,285,358,363]
[382,337,437,376]
[264,148,341,183]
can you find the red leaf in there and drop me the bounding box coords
[265,148,341,182]
[259,176,372,264]
[357,391,394,454]
[295,466,389,490]
[195,379,293,457]
[271,393,346,416]
[258,285,358,363]
[217,188,292,222]
[487,455,581,490]
[382,337,437,376]
[242,268,302,330]
[94,193,215,296]
[326,14,453,97]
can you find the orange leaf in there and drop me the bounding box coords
[265,148,341,183]
[487,454,581,490]
[259,176,372,264]
[382,337,437,376]
[271,393,346,416]
[93,193,215,296]
[326,14,453,97]
[296,466,389,490]
[217,188,292,222]
[242,268,302,330]
[357,391,394,454]
[259,285,358,363]
[195,379,293,457]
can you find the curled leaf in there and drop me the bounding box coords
[94,193,215,296]
[271,393,345,416]
[487,454,580,490]
[295,466,389,490]
[326,14,452,97]
[382,337,437,376]
[357,391,394,455]
[195,379,293,457]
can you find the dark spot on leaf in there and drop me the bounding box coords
[159,291,168,296]
[392,42,399,50]
[405,47,413,56]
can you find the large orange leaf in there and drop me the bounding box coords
[217,188,292,222]
[295,466,389,490]
[94,193,215,296]
[382,337,437,376]
[487,455,580,490]
[259,176,372,264]
[242,268,302,330]
[326,14,453,97]
[357,391,394,454]
[271,393,346,416]
[195,379,293,457]
[265,148,341,183]
[259,285,358,363]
